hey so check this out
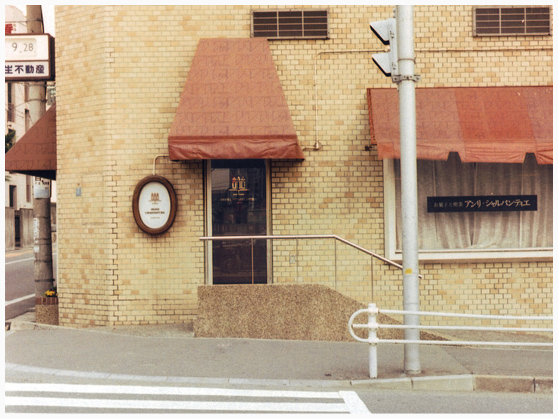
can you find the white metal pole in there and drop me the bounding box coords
[367,303,378,379]
[396,5,421,375]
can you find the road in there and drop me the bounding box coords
[5,247,57,321]
[356,387,552,414]
[4,377,552,414]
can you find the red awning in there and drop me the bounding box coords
[168,38,304,160]
[367,86,552,164]
[5,104,57,180]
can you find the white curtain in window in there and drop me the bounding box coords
[395,153,552,250]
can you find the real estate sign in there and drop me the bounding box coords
[5,34,55,81]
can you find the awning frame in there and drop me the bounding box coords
[367,86,552,164]
[168,38,305,161]
[5,104,57,180]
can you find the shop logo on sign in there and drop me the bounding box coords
[150,192,161,204]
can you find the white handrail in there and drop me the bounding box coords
[365,324,552,333]
[380,309,553,321]
[348,303,553,378]
[359,339,552,347]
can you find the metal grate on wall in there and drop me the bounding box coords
[252,9,329,39]
[474,6,551,36]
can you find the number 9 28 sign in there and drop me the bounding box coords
[5,34,55,81]
[132,176,177,235]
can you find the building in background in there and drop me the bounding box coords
[52,5,552,329]
[5,5,34,250]
[5,5,57,250]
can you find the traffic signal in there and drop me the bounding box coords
[369,18,398,78]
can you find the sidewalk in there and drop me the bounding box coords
[5,311,552,393]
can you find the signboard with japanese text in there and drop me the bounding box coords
[5,34,55,81]
[427,195,537,213]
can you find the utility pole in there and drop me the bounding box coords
[370,5,421,374]
[27,5,55,300]
[396,5,421,375]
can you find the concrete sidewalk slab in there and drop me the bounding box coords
[5,315,553,393]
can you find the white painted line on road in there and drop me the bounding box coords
[5,382,342,399]
[5,257,35,265]
[5,294,35,306]
[5,252,57,265]
[5,382,369,413]
[339,390,373,414]
[5,397,350,412]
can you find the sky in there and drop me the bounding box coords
[42,5,55,35]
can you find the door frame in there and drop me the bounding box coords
[204,159,272,285]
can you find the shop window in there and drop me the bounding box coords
[26,176,32,203]
[474,6,551,36]
[25,109,31,131]
[7,83,15,122]
[251,9,329,39]
[385,153,552,260]
[9,185,17,208]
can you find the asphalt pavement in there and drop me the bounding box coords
[5,310,553,393]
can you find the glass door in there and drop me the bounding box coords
[209,160,268,284]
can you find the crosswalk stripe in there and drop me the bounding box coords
[5,397,350,413]
[5,382,370,414]
[339,390,373,415]
[5,382,340,399]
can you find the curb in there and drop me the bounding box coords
[5,362,552,394]
[474,374,553,394]
[352,374,553,394]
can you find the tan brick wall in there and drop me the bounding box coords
[55,5,552,328]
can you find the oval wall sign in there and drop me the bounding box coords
[132,175,177,235]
